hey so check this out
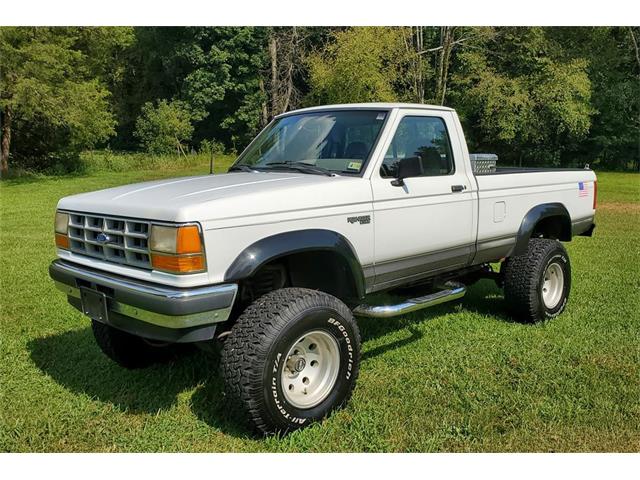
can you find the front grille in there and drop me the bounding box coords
[66,212,152,269]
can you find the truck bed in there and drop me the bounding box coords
[472,167,597,264]
[475,166,591,176]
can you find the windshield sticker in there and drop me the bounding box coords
[376,113,386,120]
[347,161,362,171]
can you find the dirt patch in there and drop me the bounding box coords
[598,202,640,213]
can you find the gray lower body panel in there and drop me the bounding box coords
[49,259,238,343]
[472,235,516,264]
[572,216,596,236]
[369,244,473,292]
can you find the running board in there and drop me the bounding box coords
[353,281,466,318]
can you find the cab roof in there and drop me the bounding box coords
[277,102,454,118]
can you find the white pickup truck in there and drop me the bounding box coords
[50,103,597,434]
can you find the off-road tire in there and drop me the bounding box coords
[91,320,178,369]
[503,238,571,323]
[221,288,361,435]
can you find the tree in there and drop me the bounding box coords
[547,27,640,170]
[113,27,267,152]
[451,27,593,167]
[307,27,411,105]
[401,27,431,104]
[1,27,636,174]
[0,27,132,176]
[134,100,194,155]
[261,27,311,123]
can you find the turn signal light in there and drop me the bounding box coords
[151,253,205,273]
[176,225,203,254]
[149,223,206,274]
[55,233,70,249]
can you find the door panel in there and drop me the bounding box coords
[370,111,476,289]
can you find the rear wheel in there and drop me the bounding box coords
[91,320,179,369]
[221,288,361,435]
[503,238,571,322]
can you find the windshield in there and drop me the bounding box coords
[233,110,387,175]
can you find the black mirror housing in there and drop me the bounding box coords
[391,156,422,186]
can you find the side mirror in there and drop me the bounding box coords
[391,156,422,187]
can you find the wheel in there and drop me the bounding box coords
[221,288,361,435]
[503,238,571,322]
[91,320,179,369]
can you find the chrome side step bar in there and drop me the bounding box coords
[353,281,466,318]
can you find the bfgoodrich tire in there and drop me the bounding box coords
[91,320,179,369]
[221,288,361,435]
[503,238,571,323]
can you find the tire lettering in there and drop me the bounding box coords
[271,352,306,425]
[327,317,354,380]
[273,352,281,374]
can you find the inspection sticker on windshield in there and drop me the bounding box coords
[347,161,362,171]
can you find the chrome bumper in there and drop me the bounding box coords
[50,260,237,336]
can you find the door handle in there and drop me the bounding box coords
[451,185,466,192]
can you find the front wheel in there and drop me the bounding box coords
[503,238,572,322]
[221,288,361,435]
[91,320,181,369]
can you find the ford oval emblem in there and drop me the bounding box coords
[96,232,111,244]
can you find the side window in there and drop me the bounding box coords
[380,116,454,178]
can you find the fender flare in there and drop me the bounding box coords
[224,229,366,299]
[513,202,572,256]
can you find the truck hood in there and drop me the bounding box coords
[57,171,371,224]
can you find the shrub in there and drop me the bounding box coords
[134,100,194,155]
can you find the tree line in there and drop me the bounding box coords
[1,26,638,177]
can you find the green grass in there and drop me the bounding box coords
[7,150,233,181]
[1,168,639,452]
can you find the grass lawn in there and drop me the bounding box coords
[1,161,639,452]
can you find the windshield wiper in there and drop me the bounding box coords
[228,164,259,173]
[264,161,334,177]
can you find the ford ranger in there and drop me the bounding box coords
[49,103,597,434]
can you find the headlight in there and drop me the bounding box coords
[149,224,205,274]
[54,211,70,249]
[55,211,69,234]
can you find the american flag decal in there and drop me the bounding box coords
[578,181,589,197]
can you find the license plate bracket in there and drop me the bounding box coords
[80,287,109,322]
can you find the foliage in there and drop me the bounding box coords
[547,27,640,170]
[134,100,194,155]
[0,27,133,175]
[113,27,266,152]
[81,150,234,175]
[198,139,227,156]
[307,27,411,104]
[452,27,594,166]
[1,26,639,174]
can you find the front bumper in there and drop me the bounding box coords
[49,259,237,343]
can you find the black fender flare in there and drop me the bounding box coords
[513,202,572,256]
[224,229,366,299]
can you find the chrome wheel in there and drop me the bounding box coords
[281,330,340,409]
[542,262,564,309]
